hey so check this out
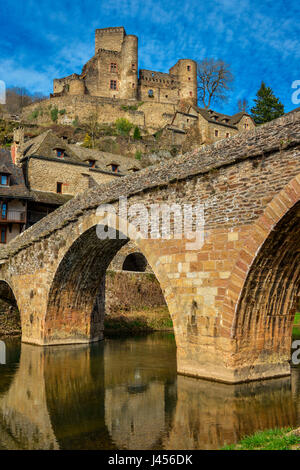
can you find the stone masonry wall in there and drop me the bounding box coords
[27,157,116,195]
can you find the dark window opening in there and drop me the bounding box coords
[110,80,117,90]
[214,130,219,137]
[0,225,6,244]
[56,182,63,193]
[55,148,64,158]
[0,175,8,186]
[88,160,96,168]
[110,63,117,72]
[148,89,154,97]
[110,164,119,173]
[1,203,7,220]
[122,253,147,272]
[187,65,191,71]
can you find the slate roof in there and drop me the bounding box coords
[30,190,73,206]
[0,149,31,199]
[68,145,142,173]
[195,107,253,129]
[20,130,141,174]
[20,130,82,163]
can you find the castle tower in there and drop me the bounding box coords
[11,128,24,166]
[95,26,126,54]
[119,35,138,100]
[169,59,197,105]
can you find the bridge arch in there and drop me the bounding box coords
[44,215,175,346]
[223,174,300,380]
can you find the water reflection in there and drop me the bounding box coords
[0,333,299,450]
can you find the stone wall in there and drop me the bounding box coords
[22,95,177,132]
[105,271,166,314]
[27,157,116,195]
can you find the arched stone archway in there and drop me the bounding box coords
[122,252,148,272]
[44,221,174,346]
[222,174,300,381]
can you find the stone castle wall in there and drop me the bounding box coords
[22,95,178,131]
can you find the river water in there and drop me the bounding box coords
[0,332,299,450]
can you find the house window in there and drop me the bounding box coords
[226,132,230,138]
[165,95,168,98]
[132,63,136,70]
[110,80,117,90]
[110,63,117,72]
[0,226,6,244]
[187,65,191,71]
[110,164,119,173]
[188,77,191,81]
[148,89,154,97]
[189,91,193,97]
[214,130,219,137]
[0,175,8,186]
[1,203,7,220]
[88,160,96,168]
[55,149,64,158]
[56,182,63,193]
[132,83,135,88]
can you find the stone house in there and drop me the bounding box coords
[166,106,256,145]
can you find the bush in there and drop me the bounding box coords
[30,110,39,120]
[50,106,59,122]
[115,118,133,136]
[82,133,92,148]
[133,126,141,140]
[135,150,142,160]
[59,109,66,115]
[72,116,79,127]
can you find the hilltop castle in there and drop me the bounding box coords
[53,26,197,106]
[22,27,198,132]
[22,26,255,140]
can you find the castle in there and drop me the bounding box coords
[22,26,255,141]
[22,27,198,132]
[53,26,197,106]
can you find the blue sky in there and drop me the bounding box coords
[0,0,299,114]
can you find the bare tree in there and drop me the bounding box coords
[237,98,249,113]
[4,87,46,115]
[197,58,234,109]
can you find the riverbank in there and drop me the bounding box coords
[104,306,173,336]
[222,427,300,450]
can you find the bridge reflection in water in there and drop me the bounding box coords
[0,333,299,450]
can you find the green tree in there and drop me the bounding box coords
[250,82,284,124]
[115,118,133,136]
[133,126,141,140]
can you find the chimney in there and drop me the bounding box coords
[11,128,24,166]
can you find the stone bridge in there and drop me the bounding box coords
[0,111,300,383]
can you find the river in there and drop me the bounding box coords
[0,332,299,450]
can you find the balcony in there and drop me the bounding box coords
[0,210,26,223]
